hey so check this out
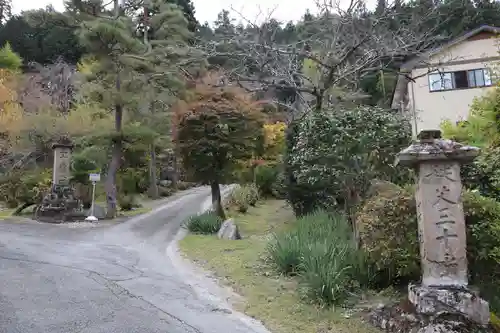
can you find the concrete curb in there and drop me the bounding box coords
[165,185,271,333]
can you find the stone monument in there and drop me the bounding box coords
[369,130,493,332]
[386,129,489,332]
[34,136,84,223]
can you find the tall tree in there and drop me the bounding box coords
[165,0,197,32]
[175,74,263,218]
[128,0,198,36]
[70,0,145,217]
[134,0,203,195]
[0,10,83,65]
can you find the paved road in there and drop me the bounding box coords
[0,187,269,333]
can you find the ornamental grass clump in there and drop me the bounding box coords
[186,211,223,234]
[268,210,368,306]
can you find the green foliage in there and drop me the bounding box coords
[268,210,367,306]
[255,164,279,197]
[441,85,500,148]
[355,181,419,285]
[440,87,500,201]
[288,106,412,216]
[0,42,22,70]
[0,13,84,65]
[227,184,259,212]
[117,167,148,195]
[0,169,52,207]
[461,146,500,200]
[271,169,287,199]
[186,211,223,234]
[356,182,500,310]
[118,194,140,211]
[78,17,142,58]
[232,162,254,184]
[158,186,175,197]
[177,83,264,186]
[71,153,100,184]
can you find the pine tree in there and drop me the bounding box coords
[135,0,203,195]
[0,42,21,70]
[69,0,145,218]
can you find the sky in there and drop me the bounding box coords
[12,0,319,25]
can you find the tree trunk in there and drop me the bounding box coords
[172,147,179,189]
[106,73,123,218]
[148,143,159,198]
[105,138,122,218]
[104,0,124,219]
[210,180,225,219]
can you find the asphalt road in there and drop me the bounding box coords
[0,186,269,333]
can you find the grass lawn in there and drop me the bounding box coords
[0,208,14,218]
[179,199,381,333]
[119,206,152,217]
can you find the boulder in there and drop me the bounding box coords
[86,204,106,219]
[217,218,241,240]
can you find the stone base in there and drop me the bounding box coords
[408,284,490,326]
[369,300,494,333]
[34,207,87,223]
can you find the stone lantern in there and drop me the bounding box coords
[398,130,489,330]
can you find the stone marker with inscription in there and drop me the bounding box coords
[369,130,492,333]
[53,143,72,185]
[398,130,489,330]
[34,137,84,223]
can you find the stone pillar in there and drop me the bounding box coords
[34,136,82,223]
[397,129,490,326]
[52,139,73,186]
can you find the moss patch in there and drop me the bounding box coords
[180,199,379,333]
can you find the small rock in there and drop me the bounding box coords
[217,219,241,240]
[211,307,232,314]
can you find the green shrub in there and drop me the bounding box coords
[461,146,500,201]
[186,211,223,234]
[271,169,287,199]
[242,184,259,206]
[356,181,500,311]
[117,167,148,195]
[356,181,419,286]
[71,154,99,184]
[158,186,174,197]
[287,106,412,216]
[233,164,254,184]
[0,169,52,208]
[268,210,367,306]
[118,195,140,211]
[227,184,259,212]
[255,164,278,197]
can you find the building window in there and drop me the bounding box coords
[428,68,492,92]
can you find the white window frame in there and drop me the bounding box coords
[428,68,493,92]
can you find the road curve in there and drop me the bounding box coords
[0,186,270,333]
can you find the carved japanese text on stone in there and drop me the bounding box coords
[417,161,467,287]
[53,147,71,186]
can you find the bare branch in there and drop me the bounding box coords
[196,0,452,122]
